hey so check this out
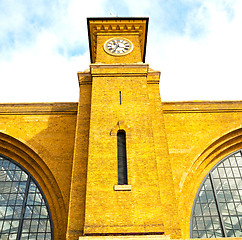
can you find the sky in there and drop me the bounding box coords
[0,0,242,103]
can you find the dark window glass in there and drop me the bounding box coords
[0,154,53,240]
[117,130,128,185]
[191,150,242,238]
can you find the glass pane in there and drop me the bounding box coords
[236,203,242,214]
[199,191,207,203]
[218,168,226,178]
[234,229,242,237]
[232,168,241,178]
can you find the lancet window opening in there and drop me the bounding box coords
[191,150,242,238]
[117,130,128,185]
[119,91,122,105]
[0,154,53,240]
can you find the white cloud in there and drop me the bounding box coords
[0,0,109,102]
[0,0,242,102]
[145,0,242,101]
[0,29,90,102]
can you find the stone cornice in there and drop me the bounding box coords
[0,103,78,115]
[77,71,92,85]
[87,18,148,63]
[89,63,149,77]
[163,101,242,113]
[77,64,161,83]
[147,69,161,84]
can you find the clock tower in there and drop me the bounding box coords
[87,17,148,64]
[66,18,181,240]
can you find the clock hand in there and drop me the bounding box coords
[115,42,119,50]
[111,42,118,51]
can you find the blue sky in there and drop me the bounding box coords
[0,0,241,102]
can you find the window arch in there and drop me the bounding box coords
[191,150,242,238]
[0,154,53,239]
[117,130,128,185]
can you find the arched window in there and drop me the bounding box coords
[0,154,53,239]
[117,130,128,185]
[191,150,242,238]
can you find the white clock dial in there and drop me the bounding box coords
[104,38,133,56]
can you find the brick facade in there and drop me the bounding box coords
[0,18,241,240]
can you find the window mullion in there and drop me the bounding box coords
[16,176,31,240]
[209,173,227,237]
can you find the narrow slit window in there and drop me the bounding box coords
[117,130,128,185]
[119,91,122,105]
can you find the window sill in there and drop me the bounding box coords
[114,185,132,191]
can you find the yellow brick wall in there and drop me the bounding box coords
[67,73,92,240]
[1,91,242,240]
[0,103,77,240]
[66,64,183,240]
[83,64,166,235]
[162,101,242,238]
[78,18,182,239]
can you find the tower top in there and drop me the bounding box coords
[87,17,149,63]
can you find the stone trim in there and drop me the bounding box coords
[163,100,242,113]
[113,185,132,191]
[0,103,78,115]
[110,121,131,136]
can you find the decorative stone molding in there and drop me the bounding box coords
[147,70,160,84]
[78,70,92,85]
[0,103,78,115]
[80,233,169,239]
[163,101,242,113]
[110,121,131,136]
[90,63,149,77]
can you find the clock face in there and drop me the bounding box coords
[104,38,133,56]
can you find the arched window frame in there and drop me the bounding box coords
[0,154,54,239]
[191,149,242,238]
